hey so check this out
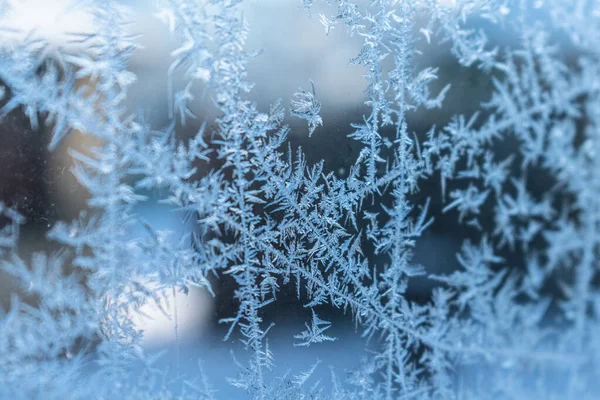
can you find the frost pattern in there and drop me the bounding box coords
[0,0,600,399]
[290,80,323,137]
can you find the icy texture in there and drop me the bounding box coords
[1,0,600,399]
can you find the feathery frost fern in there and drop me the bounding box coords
[1,0,600,398]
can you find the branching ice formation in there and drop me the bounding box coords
[0,0,600,399]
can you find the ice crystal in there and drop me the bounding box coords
[1,0,600,399]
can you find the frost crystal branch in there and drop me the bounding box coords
[0,0,599,399]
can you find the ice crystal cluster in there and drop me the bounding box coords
[1,0,600,399]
